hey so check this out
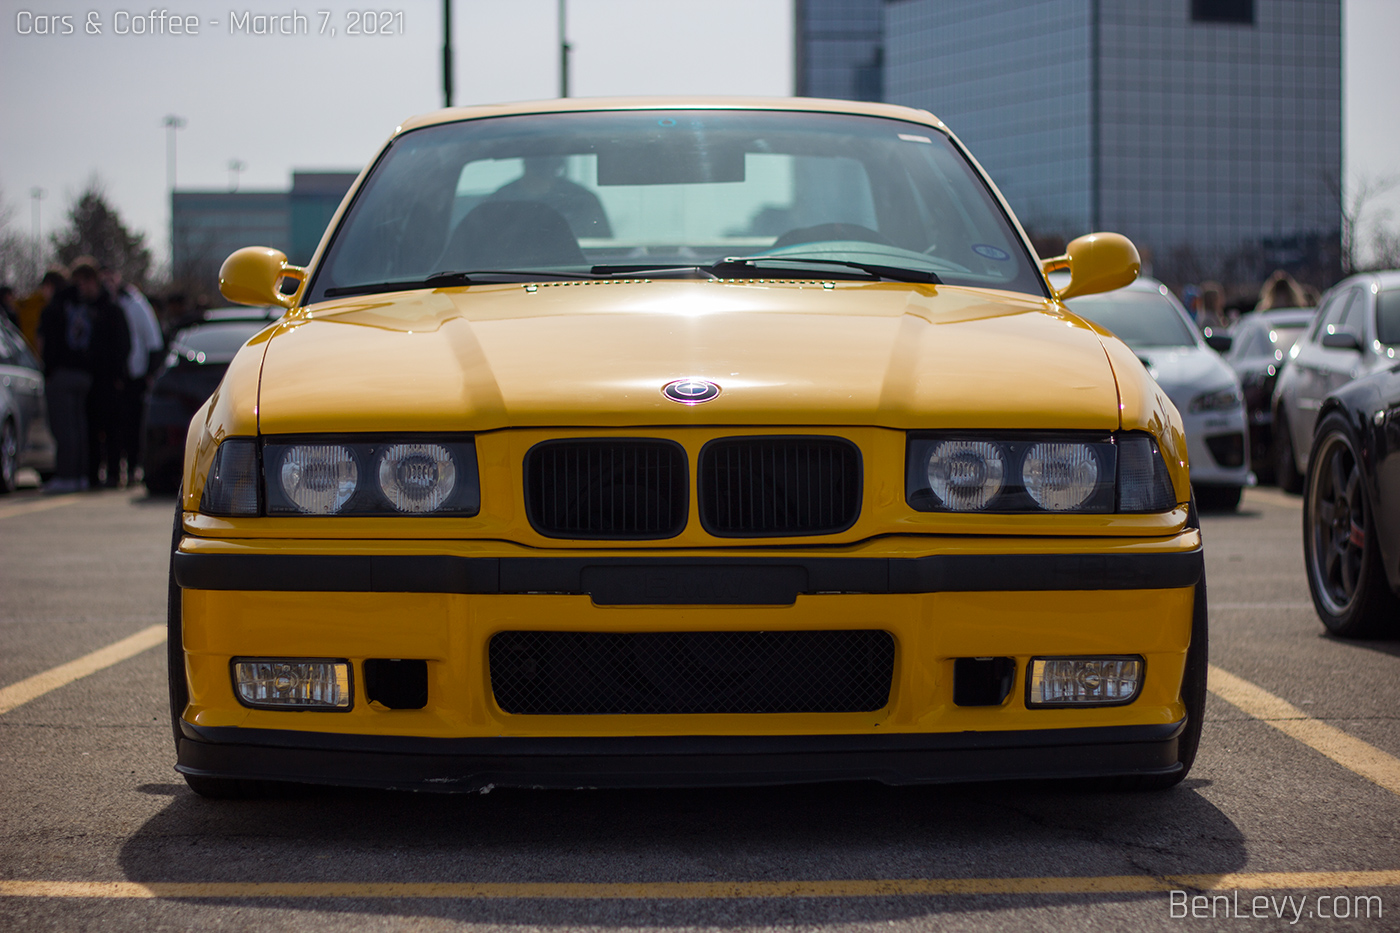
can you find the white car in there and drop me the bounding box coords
[1066,277,1250,510]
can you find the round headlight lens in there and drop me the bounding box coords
[377,443,457,513]
[1023,442,1099,511]
[927,440,1005,510]
[279,445,358,514]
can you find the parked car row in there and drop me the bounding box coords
[1065,277,1251,511]
[0,307,279,496]
[141,306,283,494]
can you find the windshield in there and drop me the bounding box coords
[305,110,1045,302]
[1066,290,1199,349]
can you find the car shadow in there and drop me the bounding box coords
[117,777,1247,924]
[1320,631,1400,659]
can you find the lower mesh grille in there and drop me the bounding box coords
[525,439,687,538]
[699,436,862,536]
[490,630,895,714]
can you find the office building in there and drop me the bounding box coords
[883,0,1342,285]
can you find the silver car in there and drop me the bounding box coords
[0,316,48,493]
[1271,270,1400,492]
[1066,277,1251,510]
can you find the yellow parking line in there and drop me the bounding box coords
[0,494,82,521]
[1209,665,1400,797]
[1,871,1398,900]
[0,624,166,715]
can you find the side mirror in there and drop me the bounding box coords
[1042,232,1140,301]
[219,246,306,308]
[1204,333,1233,353]
[1320,331,1362,352]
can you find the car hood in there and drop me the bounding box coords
[1135,346,1238,410]
[256,280,1125,434]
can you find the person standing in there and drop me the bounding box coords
[78,261,131,488]
[38,261,105,492]
[16,268,66,351]
[103,266,163,487]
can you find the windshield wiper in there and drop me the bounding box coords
[323,270,593,298]
[589,263,720,279]
[713,255,941,284]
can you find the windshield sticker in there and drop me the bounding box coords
[898,133,932,144]
[972,244,1011,261]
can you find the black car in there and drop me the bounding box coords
[1303,362,1400,637]
[1221,307,1315,483]
[142,307,280,494]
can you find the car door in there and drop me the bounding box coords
[0,325,43,438]
[1286,287,1356,459]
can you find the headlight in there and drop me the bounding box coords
[377,443,457,513]
[926,440,1005,510]
[906,432,1176,513]
[199,435,480,516]
[280,444,358,514]
[1189,387,1243,413]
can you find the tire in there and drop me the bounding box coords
[1302,413,1400,638]
[0,418,17,494]
[1194,484,1242,512]
[168,493,303,799]
[1274,414,1304,494]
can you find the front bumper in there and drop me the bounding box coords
[173,533,1202,789]
[176,719,1187,791]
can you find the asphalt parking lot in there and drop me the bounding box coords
[0,486,1396,931]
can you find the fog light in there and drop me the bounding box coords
[1027,656,1142,707]
[233,659,351,710]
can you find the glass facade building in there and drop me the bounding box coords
[883,0,1342,284]
[795,0,886,102]
[172,171,357,297]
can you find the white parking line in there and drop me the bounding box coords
[1209,664,1400,798]
[0,625,167,715]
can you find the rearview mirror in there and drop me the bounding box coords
[1042,232,1140,301]
[219,246,306,308]
[1204,333,1233,353]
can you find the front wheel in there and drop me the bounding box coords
[1303,413,1400,637]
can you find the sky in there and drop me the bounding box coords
[1,0,1396,273]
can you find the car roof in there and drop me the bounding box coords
[1253,308,1315,326]
[395,96,947,136]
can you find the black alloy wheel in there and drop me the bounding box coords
[0,418,17,493]
[1303,413,1400,637]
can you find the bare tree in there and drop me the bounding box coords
[0,185,46,289]
[1326,171,1399,275]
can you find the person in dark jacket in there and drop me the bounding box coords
[39,258,128,493]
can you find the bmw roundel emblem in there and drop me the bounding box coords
[662,378,721,404]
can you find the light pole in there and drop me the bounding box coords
[558,0,570,98]
[163,114,186,272]
[442,0,453,107]
[29,187,44,277]
[228,159,246,192]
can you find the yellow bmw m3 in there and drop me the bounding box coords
[169,97,1205,797]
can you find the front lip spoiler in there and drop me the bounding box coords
[176,720,1186,792]
[173,548,1203,605]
